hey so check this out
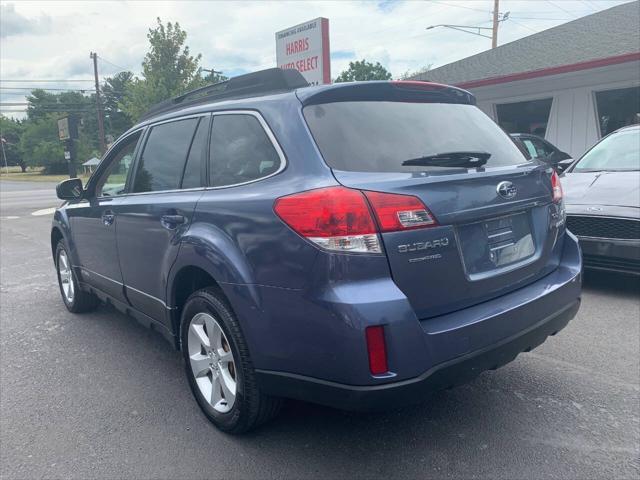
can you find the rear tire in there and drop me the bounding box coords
[181,287,282,433]
[55,241,99,313]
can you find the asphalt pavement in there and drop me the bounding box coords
[1,181,639,479]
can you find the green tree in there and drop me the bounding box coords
[334,59,392,82]
[25,89,60,122]
[102,71,135,137]
[197,69,228,87]
[121,18,204,120]
[19,115,66,174]
[23,88,101,170]
[0,116,26,172]
[398,64,432,80]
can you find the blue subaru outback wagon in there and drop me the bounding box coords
[52,68,582,433]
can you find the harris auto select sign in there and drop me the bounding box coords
[276,17,330,85]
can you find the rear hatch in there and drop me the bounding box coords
[302,82,564,319]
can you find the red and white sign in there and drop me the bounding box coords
[276,17,330,85]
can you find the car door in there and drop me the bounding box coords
[66,130,143,303]
[113,114,209,325]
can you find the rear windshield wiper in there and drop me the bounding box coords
[401,151,491,168]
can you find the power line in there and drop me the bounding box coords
[578,0,598,12]
[0,79,95,83]
[429,0,489,13]
[0,103,94,106]
[0,86,92,92]
[509,16,572,21]
[585,0,605,9]
[97,55,131,73]
[0,105,95,108]
[508,18,540,33]
[544,0,579,19]
[0,109,94,112]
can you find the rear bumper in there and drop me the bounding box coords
[256,299,579,410]
[254,232,582,410]
[578,236,640,275]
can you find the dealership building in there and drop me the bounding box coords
[410,1,640,158]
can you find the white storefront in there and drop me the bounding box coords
[471,57,640,158]
[410,1,640,159]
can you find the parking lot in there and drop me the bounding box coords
[1,180,638,479]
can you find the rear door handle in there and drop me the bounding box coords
[161,214,186,229]
[102,210,115,226]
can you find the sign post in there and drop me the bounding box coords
[58,116,79,179]
[276,18,330,86]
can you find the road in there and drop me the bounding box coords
[1,181,639,479]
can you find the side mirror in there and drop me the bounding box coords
[555,159,573,173]
[56,178,83,200]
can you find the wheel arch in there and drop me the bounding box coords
[170,265,224,344]
[51,226,64,260]
[167,223,263,350]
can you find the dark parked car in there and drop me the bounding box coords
[510,133,574,172]
[52,69,582,433]
[562,124,640,275]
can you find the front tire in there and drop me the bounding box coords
[181,288,281,433]
[55,241,99,313]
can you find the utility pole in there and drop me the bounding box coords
[90,52,106,153]
[492,0,500,49]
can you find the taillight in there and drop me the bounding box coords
[273,186,381,253]
[364,190,437,232]
[274,186,438,253]
[365,325,388,375]
[551,170,563,203]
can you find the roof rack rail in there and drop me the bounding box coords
[140,68,309,121]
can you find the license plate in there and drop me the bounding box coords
[458,212,535,275]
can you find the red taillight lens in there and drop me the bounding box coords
[365,325,388,375]
[274,186,381,253]
[364,190,437,232]
[551,170,563,203]
[274,186,438,252]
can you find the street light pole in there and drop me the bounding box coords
[492,0,500,49]
[426,24,493,39]
[427,0,509,49]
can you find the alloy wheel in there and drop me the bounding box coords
[187,312,237,413]
[57,249,75,304]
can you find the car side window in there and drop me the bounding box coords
[521,139,539,159]
[528,137,554,158]
[133,118,199,193]
[97,131,141,197]
[209,114,281,187]
[180,117,208,189]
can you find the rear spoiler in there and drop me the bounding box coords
[296,80,476,106]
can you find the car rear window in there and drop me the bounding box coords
[303,101,527,173]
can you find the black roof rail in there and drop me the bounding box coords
[140,68,309,121]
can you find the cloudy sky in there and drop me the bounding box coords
[0,0,632,117]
